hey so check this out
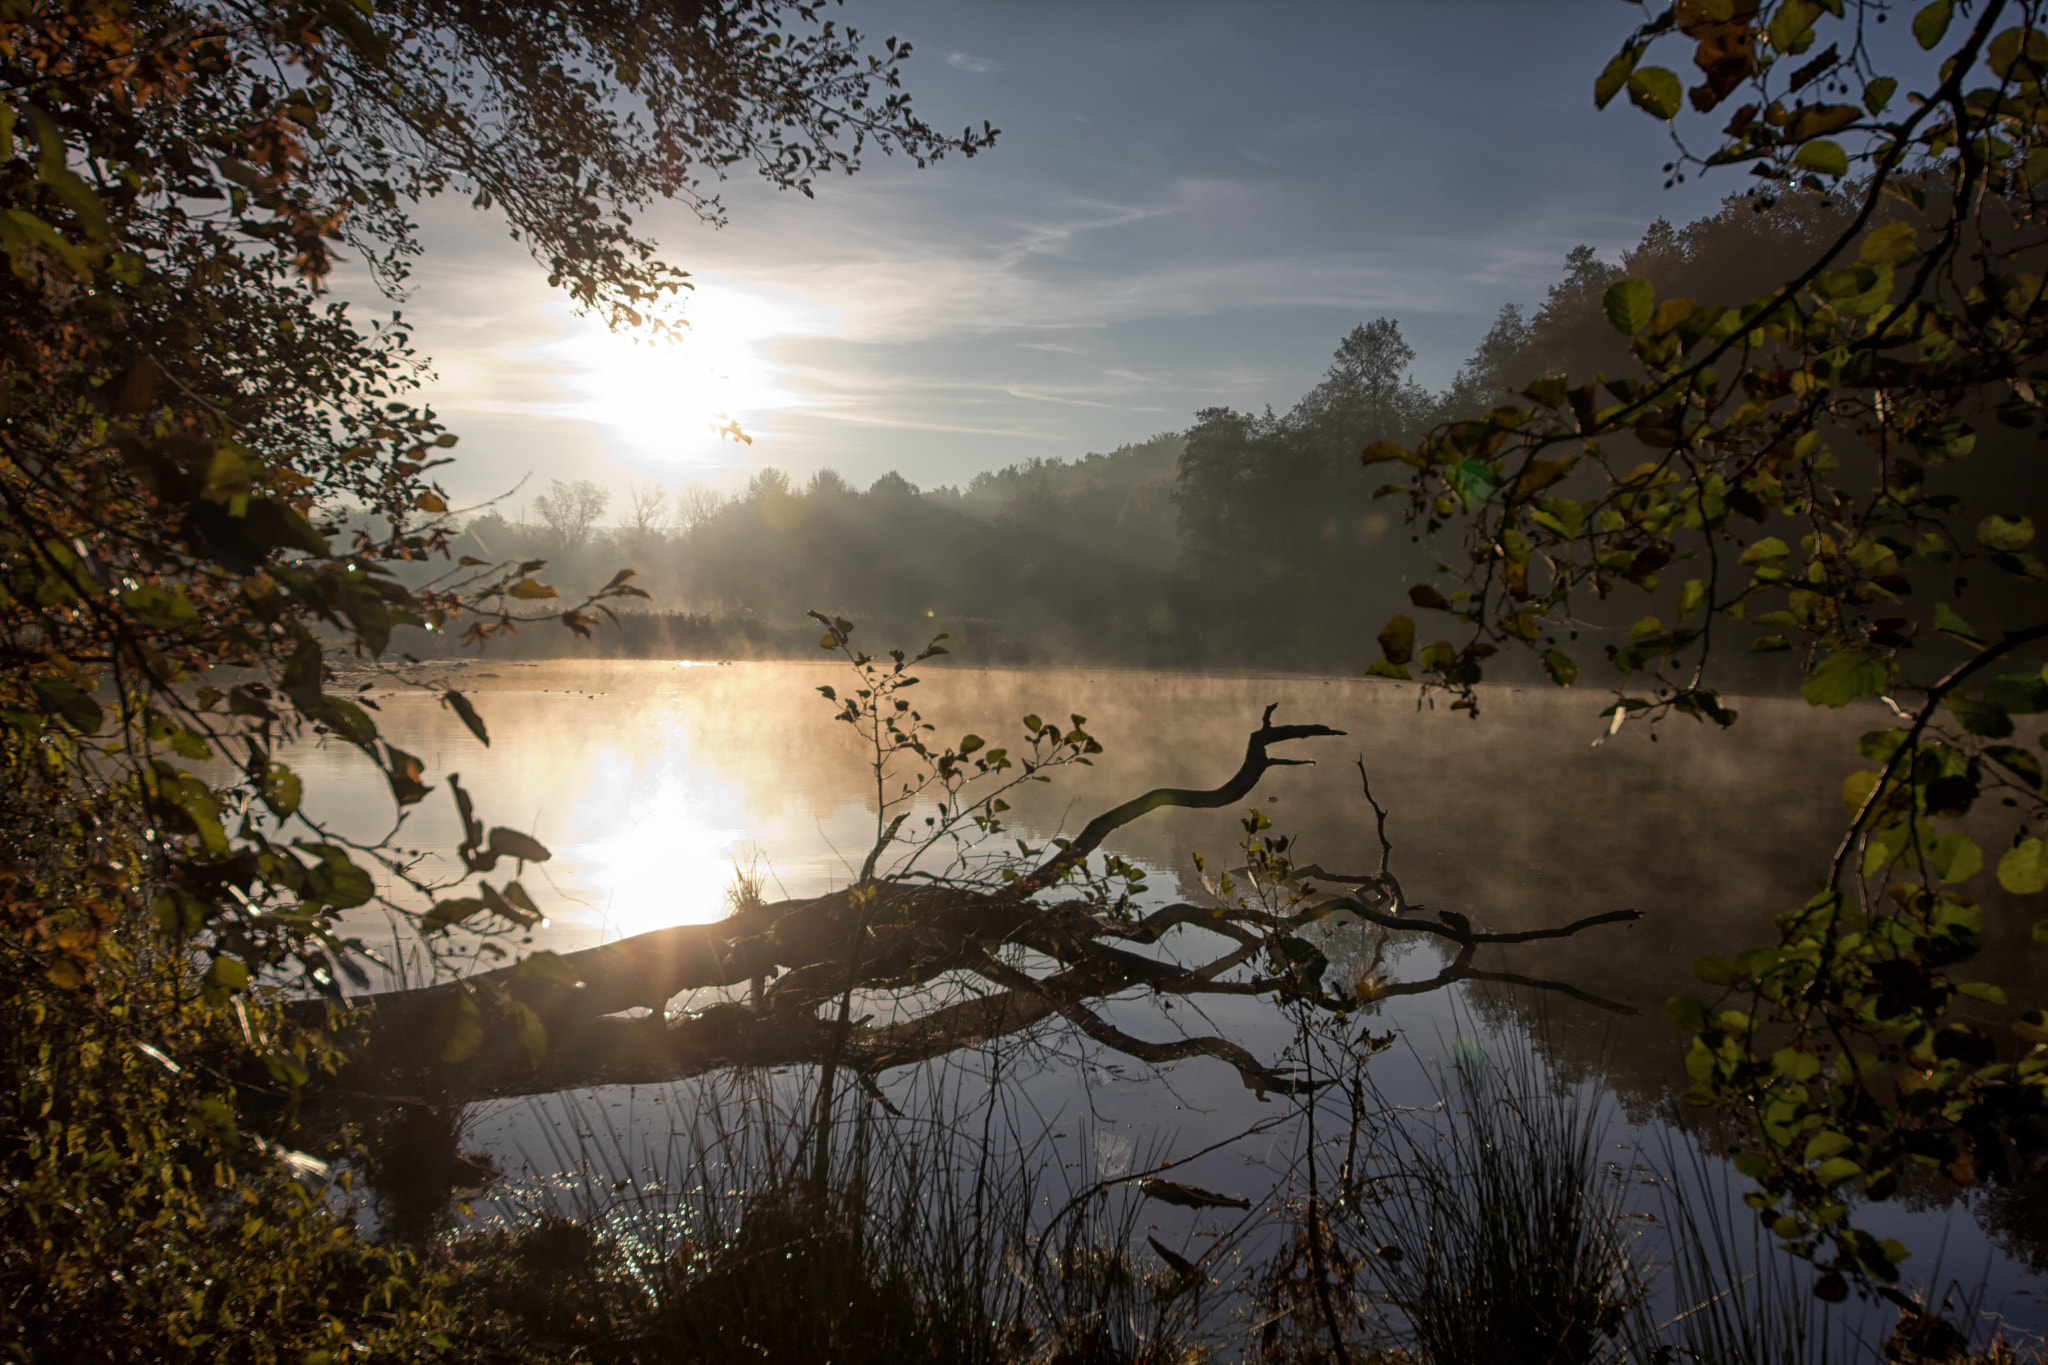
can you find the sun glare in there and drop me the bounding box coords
[541,282,823,463]
[563,757,751,939]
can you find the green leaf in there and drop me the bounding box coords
[1999,838,2048,895]
[1985,744,2044,788]
[298,842,375,909]
[1377,613,1416,665]
[1859,221,1919,267]
[506,1000,548,1065]
[31,677,102,735]
[280,639,324,713]
[1603,279,1655,335]
[1814,1156,1862,1186]
[1804,1131,1854,1161]
[1694,955,1741,986]
[1361,440,1411,466]
[479,881,541,929]
[1740,536,1791,564]
[1769,0,1822,53]
[1626,66,1683,120]
[487,827,552,862]
[1934,602,1985,644]
[1912,0,1954,49]
[1675,578,1708,620]
[1666,994,1707,1031]
[1802,649,1895,708]
[313,696,377,747]
[1985,673,2048,714]
[1945,694,2014,738]
[442,689,489,746]
[1594,42,1644,109]
[1863,76,1898,114]
[1364,659,1413,680]
[1445,455,1496,505]
[422,897,485,933]
[1541,650,1580,687]
[1926,833,1982,884]
[1977,514,2036,552]
[260,763,302,817]
[1793,139,1849,178]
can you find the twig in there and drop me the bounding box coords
[1354,756,1392,877]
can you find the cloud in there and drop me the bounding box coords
[1007,388,1168,412]
[352,2,1737,491]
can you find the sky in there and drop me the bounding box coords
[379,1,1745,511]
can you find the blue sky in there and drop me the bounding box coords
[386,2,1740,510]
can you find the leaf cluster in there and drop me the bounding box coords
[1364,0,2048,1284]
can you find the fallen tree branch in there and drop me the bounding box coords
[1016,704,1344,894]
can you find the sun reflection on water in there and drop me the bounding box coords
[558,747,751,940]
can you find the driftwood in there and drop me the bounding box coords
[305,708,1641,1104]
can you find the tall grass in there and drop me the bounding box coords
[423,1001,2040,1364]
[1329,1046,1638,1365]
[1622,1120,1864,1365]
[457,1051,1205,1363]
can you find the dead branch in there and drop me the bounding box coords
[302,708,1642,1102]
[1015,704,1344,894]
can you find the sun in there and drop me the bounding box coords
[541,281,822,463]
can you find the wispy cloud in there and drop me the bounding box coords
[378,2,1729,493]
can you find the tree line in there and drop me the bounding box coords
[434,189,2015,685]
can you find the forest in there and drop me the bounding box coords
[435,192,2043,685]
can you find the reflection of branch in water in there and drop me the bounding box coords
[307,709,1642,1103]
[966,950,1314,1097]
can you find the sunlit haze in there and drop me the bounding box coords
[387,1,1742,507]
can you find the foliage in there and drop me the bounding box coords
[0,0,988,1352]
[0,931,467,1362]
[0,0,988,996]
[1361,0,2048,1286]
[808,611,1117,892]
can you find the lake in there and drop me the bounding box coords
[296,656,2048,1351]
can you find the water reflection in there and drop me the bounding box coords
[297,656,2048,1348]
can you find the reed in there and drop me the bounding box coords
[1330,1046,1639,1365]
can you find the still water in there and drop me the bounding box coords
[295,657,2048,1347]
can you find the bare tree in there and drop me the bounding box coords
[676,481,726,536]
[623,481,671,539]
[532,478,610,549]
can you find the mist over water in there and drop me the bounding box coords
[297,657,2048,1338]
